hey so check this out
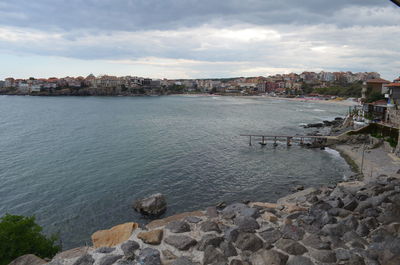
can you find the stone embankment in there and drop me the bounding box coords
[36,174,400,265]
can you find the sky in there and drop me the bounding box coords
[0,0,399,80]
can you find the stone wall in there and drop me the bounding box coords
[386,108,400,127]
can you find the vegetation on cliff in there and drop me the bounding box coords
[0,214,60,265]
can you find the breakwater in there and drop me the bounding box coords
[42,172,400,265]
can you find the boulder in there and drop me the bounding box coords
[281,224,305,240]
[309,249,337,263]
[222,203,258,219]
[235,232,263,252]
[200,220,221,233]
[72,254,95,265]
[95,247,115,254]
[165,221,190,233]
[220,241,238,257]
[91,222,138,248]
[8,254,47,265]
[147,211,204,229]
[137,229,164,245]
[287,256,315,265]
[98,255,123,265]
[133,193,167,216]
[259,228,282,245]
[275,238,308,255]
[234,216,260,232]
[164,235,197,250]
[203,246,227,265]
[250,250,288,265]
[137,248,161,265]
[171,257,197,265]
[52,247,93,260]
[121,240,140,259]
[197,234,224,251]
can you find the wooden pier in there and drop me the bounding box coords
[240,134,337,147]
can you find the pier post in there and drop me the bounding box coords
[300,138,304,146]
[260,136,267,146]
[287,137,292,146]
[249,136,252,146]
[274,137,278,147]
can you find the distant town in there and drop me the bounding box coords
[0,71,399,102]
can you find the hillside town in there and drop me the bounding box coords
[0,71,385,97]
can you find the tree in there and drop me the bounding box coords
[0,214,60,265]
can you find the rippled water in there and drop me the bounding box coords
[0,95,352,249]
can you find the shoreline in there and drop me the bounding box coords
[40,138,400,265]
[0,92,359,107]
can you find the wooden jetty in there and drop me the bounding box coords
[240,134,337,147]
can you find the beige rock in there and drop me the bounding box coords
[277,187,318,205]
[249,202,279,209]
[147,210,204,229]
[261,212,278,223]
[8,254,47,265]
[52,247,93,260]
[91,222,138,248]
[137,229,164,245]
[284,204,308,213]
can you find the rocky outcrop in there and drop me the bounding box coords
[47,174,400,265]
[8,254,47,265]
[133,193,167,216]
[91,222,138,248]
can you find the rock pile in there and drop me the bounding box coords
[32,175,400,265]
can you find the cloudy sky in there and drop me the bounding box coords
[0,0,399,80]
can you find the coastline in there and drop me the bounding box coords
[39,138,400,265]
[1,92,359,107]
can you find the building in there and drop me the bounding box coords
[362,78,390,99]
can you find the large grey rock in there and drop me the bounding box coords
[250,250,288,265]
[121,240,140,259]
[203,246,228,265]
[234,216,260,232]
[137,248,161,265]
[322,223,350,237]
[8,254,47,265]
[164,235,197,250]
[302,234,331,250]
[166,221,190,233]
[171,257,197,265]
[309,249,337,263]
[224,227,239,242]
[200,220,221,233]
[281,224,305,240]
[133,193,167,216]
[197,234,223,251]
[275,238,308,255]
[206,206,219,218]
[287,256,315,265]
[220,241,238,257]
[222,203,258,219]
[235,232,263,252]
[73,254,95,265]
[96,247,116,254]
[99,255,123,265]
[259,228,282,245]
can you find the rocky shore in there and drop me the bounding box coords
[12,118,400,265]
[16,170,398,265]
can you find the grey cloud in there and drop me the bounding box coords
[0,0,395,31]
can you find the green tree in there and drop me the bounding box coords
[0,214,60,265]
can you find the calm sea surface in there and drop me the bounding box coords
[0,95,352,249]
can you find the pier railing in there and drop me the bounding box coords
[239,134,336,146]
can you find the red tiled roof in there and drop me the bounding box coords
[371,99,387,105]
[367,78,390,84]
[385,83,400,87]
